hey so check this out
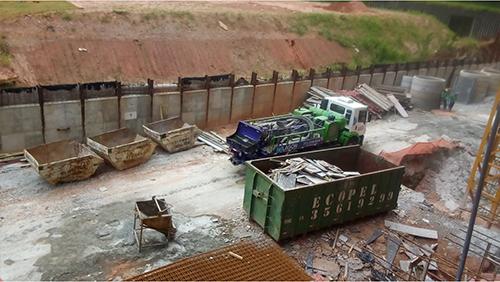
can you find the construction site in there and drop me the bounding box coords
[1,1,500,281]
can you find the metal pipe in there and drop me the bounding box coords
[456,104,500,280]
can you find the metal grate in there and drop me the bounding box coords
[128,240,311,281]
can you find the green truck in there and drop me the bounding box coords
[227,96,369,164]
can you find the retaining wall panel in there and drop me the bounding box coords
[152,92,181,122]
[0,104,44,152]
[343,75,358,90]
[358,74,371,86]
[252,84,275,118]
[120,95,151,134]
[383,72,397,85]
[394,71,408,86]
[207,87,232,127]
[273,81,294,114]
[85,97,119,138]
[44,101,83,143]
[231,85,253,122]
[312,78,328,88]
[293,80,311,108]
[370,73,384,86]
[328,77,343,91]
[182,89,208,128]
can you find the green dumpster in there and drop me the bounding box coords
[243,145,405,241]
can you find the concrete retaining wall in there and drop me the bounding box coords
[231,85,253,122]
[85,97,119,138]
[343,75,358,90]
[252,84,274,117]
[383,72,396,85]
[152,92,181,121]
[312,78,328,88]
[395,71,408,86]
[273,81,294,114]
[44,101,83,143]
[370,73,384,86]
[182,89,208,128]
[328,77,343,91]
[358,74,371,85]
[293,80,311,108]
[0,104,44,152]
[120,95,151,134]
[207,87,231,127]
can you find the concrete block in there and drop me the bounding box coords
[383,71,397,86]
[207,87,231,127]
[328,77,343,91]
[85,97,119,138]
[343,75,358,90]
[427,67,438,77]
[44,101,83,143]
[394,71,408,86]
[312,78,328,88]
[252,84,275,118]
[407,69,419,77]
[182,89,207,128]
[231,85,253,122]
[120,95,151,134]
[152,92,181,122]
[0,104,44,152]
[273,81,294,114]
[358,74,371,86]
[418,68,428,76]
[370,73,384,86]
[436,67,447,79]
[292,80,311,108]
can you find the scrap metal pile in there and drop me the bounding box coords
[304,84,410,119]
[269,157,360,188]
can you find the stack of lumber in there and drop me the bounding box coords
[303,86,339,108]
[197,131,229,154]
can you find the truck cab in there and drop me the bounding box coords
[318,96,368,135]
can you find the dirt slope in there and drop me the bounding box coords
[0,3,351,85]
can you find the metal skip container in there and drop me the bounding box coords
[24,140,104,185]
[142,117,197,153]
[243,145,405,241]
[86,128,157,170]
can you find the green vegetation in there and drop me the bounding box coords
[289,12,456,68]
[425,1,500,14]
[0,35,11,67]
[60,11,72,21]
[0,1,75,19]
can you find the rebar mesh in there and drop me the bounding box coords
[128,240,311,281]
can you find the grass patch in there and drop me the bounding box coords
[0,35,11,67]
[425,1,500,14]
[0,1,75,19]
[289,12,454,67]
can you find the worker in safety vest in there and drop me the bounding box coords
[440,88,449,110]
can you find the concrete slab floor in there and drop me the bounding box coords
[1,98,499,280]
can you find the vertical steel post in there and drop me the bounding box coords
[456,104,500,280]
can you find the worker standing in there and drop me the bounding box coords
[440,88,449,110]
[447,90,457,111]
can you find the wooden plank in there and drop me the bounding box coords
[384,220,438,239]
[387,94,408,118]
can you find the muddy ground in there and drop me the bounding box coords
[1,99,499,280]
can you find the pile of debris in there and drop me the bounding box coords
[269,157,360,188]
[197,131,229,154]
[303,84,410,119]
